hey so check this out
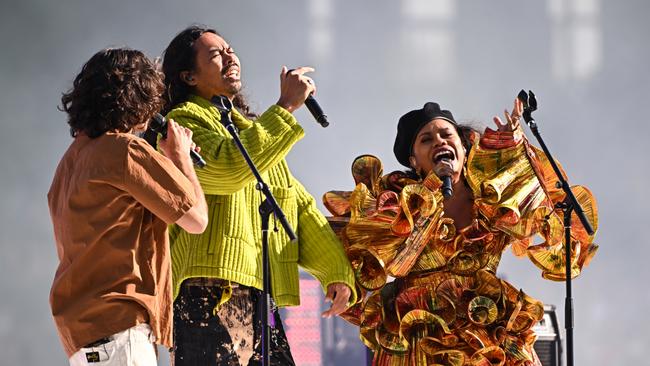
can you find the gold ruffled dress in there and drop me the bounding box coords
[324,129,598,366]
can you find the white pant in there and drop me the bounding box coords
[69,323,157,366]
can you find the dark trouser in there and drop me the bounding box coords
[173,278,295,366]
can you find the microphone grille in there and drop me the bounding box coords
[149,113,166,135]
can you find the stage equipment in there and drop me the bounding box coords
[518,89,595,366]
[212,95,297,366]
[533,305,562,366]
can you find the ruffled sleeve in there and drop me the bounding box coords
[323,155,453,299]
[466,127,598,281]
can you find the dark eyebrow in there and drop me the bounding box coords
[417,128,452,139]
[208,46,229,54]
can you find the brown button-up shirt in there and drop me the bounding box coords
[47,132,196,357]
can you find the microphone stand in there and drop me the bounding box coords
[517,90,595,366]
[211,95,297,366]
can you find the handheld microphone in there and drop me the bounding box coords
[286,68,329,127]
[305,95,329,128]
[147,113,207,168]
[441,176,453,199]
[439,158,453,199]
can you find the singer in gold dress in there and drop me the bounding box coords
[324,100,598,366]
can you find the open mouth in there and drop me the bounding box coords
[433,149,455,163]
[223,66,240,79]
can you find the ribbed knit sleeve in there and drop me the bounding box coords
[293,178,357,305]
[167,96,305,195]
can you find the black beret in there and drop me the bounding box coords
[393,102,456,167]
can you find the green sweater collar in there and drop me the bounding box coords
[188,94,252,130]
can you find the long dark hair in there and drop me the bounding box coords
[60,48,164,138]
[161,25,256,118]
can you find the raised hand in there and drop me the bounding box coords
[493,98,523,133]
[276,66,316,113]
[158,118,195,166]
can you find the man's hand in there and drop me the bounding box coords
[276,66,316,113]
[321,282,352,318]
[158,118,195,166]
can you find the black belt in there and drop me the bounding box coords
[183,277,239,288]
[84,337,112,348]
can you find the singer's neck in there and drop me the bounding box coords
[442,180,474,230]
[195,90,235,103]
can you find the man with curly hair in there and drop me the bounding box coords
[48,48,208,365]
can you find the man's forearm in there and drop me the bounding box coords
[171,155,208,218]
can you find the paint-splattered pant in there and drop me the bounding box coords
[172,278,295,366]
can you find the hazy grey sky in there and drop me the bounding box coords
[1,0,649,364]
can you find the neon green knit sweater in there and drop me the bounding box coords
[166,95,355,306]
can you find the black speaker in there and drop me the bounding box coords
[533,304,562,366]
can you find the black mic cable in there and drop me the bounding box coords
[146,113,207,168]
